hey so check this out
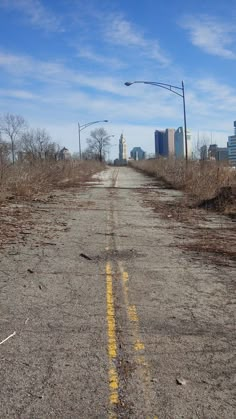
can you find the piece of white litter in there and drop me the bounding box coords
[176,377,187,386]
[0,331,16,346]
[25,318,29,324]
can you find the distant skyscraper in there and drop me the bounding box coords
[164,128,175,156]
[228,121,236,166]
[119,133,127,162]
[155,128,175,157]
[130,147,145,160]
[175,127,192,159]
[216,148,228,161]
[155,130,165,156]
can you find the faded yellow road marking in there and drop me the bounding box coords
[106,262,119,415]
[106,194,157,418]
[120,265,158,419]
[128,305,138,322]
[134,339,145,351]
[123,271,128,282]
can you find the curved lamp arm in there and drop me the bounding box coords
[124,80,188,161]
[79,119,108,132]
[124,81,183,97]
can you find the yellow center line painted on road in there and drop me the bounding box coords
[120,265,158,419]
[106,262,119,415]
[106,189,157,418]
[122,272,145,351]
[123,271,129,282]
[128,305,138,322]
[134,339,145,351]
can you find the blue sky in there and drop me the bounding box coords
[0,0,236,158]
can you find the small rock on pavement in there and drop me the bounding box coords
[176,377,187,386]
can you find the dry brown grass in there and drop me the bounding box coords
[130,158,236,205]
[135,159,236,266]
[0,160,104,201]
[0,159,105,248]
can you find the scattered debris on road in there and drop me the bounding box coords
[0,331,16,346]
[176,377,187,386]
[80,253,92,260]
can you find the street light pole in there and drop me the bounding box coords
[78,119,108,159]
[78,123,82,160]
[124,80,188,161]
[182,81,188,162]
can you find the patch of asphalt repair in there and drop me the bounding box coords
[0,166,235,418]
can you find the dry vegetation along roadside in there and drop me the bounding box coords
[131,159,236,267]
[0,160,104,247]
[130,158,236,214]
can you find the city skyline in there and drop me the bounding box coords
[0,1,235,159]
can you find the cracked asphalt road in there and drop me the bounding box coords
[0,166,235,418]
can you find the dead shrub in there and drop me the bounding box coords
[0,160,104,200]
[130,158,236,202]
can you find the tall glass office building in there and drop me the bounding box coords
[228,121,236,166]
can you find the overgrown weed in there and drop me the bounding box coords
[0,160,104,201]
[130,158,236,205]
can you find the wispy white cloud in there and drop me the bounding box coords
[0,50,135,96]
[179,76,236,135]
[196,78,236,109]
[76,47,125,70]
[180,15,236,59]
[1,50,235,126]
[0,88,38,99]
[0,51,180,122]
[0,51,69,83]
[102,14,170,66]
[0,0,63,32]
[68,8,170,67]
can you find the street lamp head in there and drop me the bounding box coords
[124,82,133,86]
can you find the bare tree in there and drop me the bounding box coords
[0,113,27,164]
[0,136,10,182]
[86,128,111,162]
[193,132,211,160]
[20,128,58,161]
[82,147,99,160]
